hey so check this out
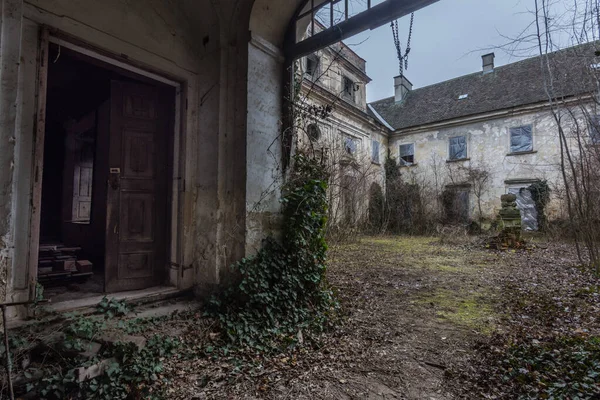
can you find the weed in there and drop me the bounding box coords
[96,297,132,318]
[501,336,600,398]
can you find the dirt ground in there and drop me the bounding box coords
[157,234,598,399]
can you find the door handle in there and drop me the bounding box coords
[109,168,120,190]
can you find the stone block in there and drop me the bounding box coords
[76,358,117,382]
[501,193,517,202]
[80,341,102,359]
[99,332,147,350]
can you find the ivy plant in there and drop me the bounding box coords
[210,152,338,350]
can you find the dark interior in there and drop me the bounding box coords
[39,44,137,301]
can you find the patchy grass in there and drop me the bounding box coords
[416,288,497,333]
[364,236,439,253]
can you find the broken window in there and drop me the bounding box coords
[399,143,414,166]
[449,135,467,160]
[589,115,600,144]
[343,76,355,101]
[344,136,359,156]
[306,54,320,79]
[442,187,470,223]
[510,125,533,153]
[371,139,380,163]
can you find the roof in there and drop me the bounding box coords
[369,41,600,131]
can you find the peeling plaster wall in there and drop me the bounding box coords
[323,110,387,225]
[244,0,306,255]
[1,0,322,316]
[389,109,568,222]
[298,66,387,226]
[1,0,256,316]
[245,35,284,255]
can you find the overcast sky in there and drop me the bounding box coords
[348,0,561,102]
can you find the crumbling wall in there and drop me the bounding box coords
[389,109,567,224]
[245,35,284,254]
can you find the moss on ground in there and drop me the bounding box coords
[360,236,485,274]
[417,289,496,334]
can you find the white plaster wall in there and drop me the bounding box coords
[389,109,569,221]
[245,35,284,254]
[306,49,368,112]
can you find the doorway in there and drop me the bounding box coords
[38,43,175,303]
[508,187,539,231]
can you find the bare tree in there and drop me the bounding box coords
[526,0,600,273]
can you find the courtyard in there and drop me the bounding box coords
[98,235,599,399]
[5,234,600,399]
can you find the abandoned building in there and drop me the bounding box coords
[297,21,388,227]
[369,42,600,229]
[0,0,438,322]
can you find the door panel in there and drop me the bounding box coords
[105,81,170,292]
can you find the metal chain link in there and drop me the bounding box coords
[391,12,415,76]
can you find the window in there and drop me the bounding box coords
[342,76,355,101]
[371,140,380,163]
[344,136,359,156]
[399,143,415,166]
[306,123,321,142]
[449,135,467,160]
[306,55,320,79]
[510,125,533,153]
[589,115,600,144]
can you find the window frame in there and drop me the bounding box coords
[589,115,600,144]
[448,135,468,161]
[371,139,380,164]
[399,143,415,166]
[342,76,356,102]
[305,54,320,80]
[306,123,321,142]
[509,124,534,154]
[343,135,359,156]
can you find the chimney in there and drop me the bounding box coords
[482,52,495,73]
[394,75,412,103]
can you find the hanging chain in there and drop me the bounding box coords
[391,12,415,76]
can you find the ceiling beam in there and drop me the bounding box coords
[286,0,441,60]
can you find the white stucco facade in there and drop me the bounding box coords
[387,104,588,223]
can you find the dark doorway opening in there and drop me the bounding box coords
[38,43,174,303]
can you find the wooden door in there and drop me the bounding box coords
[105,81,171,292]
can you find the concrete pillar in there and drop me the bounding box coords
[194,0,252,292]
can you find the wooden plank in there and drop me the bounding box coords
[28,26,50,298]
[287,0,440,59]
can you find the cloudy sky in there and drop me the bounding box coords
[347,0,569,102]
